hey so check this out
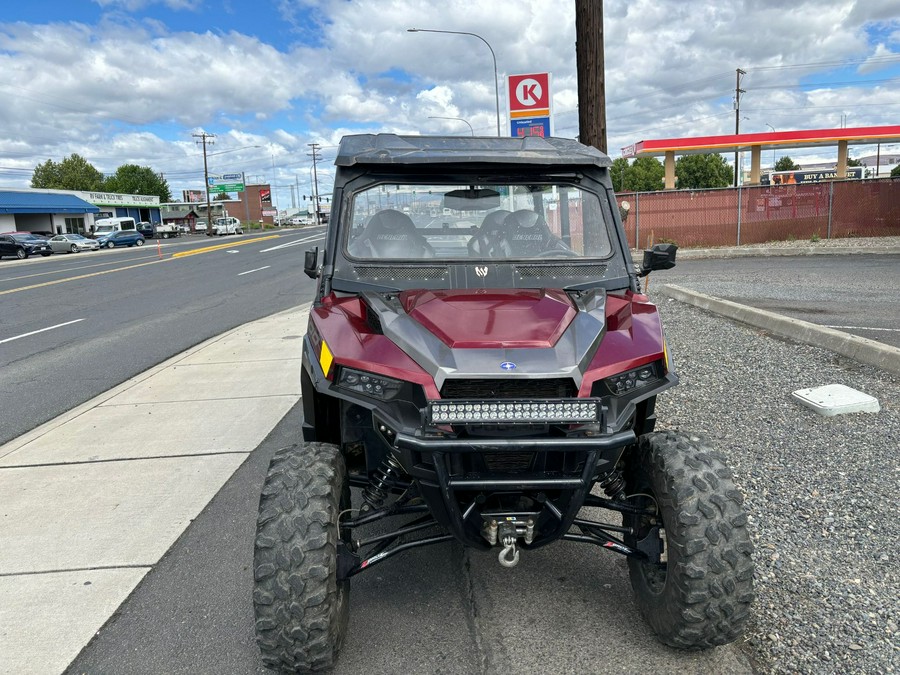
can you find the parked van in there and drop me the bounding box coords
[213,216,243,236]
[93,217,137,238]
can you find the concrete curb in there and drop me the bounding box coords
[673,245,900,260]
[630,245,900,260]
[658,284,900,377]
[0,302,313,460]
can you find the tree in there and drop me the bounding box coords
[891,164,900,177]
[31,153,104,190]
[846,157,872,177]
[774,156,801,171]
[213,192,231,201]
[610,157,630,192]
[674,153,732,189]
[102,164,172,202]
[624,156,665,192]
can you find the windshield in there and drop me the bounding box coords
[345,182,613,261]
[95,226,114,234]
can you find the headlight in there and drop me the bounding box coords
[604,362,661,395]
[337,367,403,400]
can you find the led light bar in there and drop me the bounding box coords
[428,399,601,425]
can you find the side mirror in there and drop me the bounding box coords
[638,243,677,277]
[304,247,319,279]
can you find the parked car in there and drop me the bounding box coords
[0,233,53,259]
[137,221,155,237]
[48,233,101,253]
[97,230,145,249]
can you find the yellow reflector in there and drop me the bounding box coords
[319,340,334,377]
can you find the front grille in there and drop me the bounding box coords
[483,452,534,473]
[441,378,576,399]
[515,264,608,279]
[353,265,448,281]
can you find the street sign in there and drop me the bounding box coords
[209,183,243,193]
[507,72,552,137]
[208,173,245,192]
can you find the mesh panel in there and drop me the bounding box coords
[353,265,448,281]
[516,264,608,278]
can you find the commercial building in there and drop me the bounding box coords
[0,188,162,235]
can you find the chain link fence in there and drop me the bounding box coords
[616,178,900,249]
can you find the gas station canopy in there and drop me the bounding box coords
[621,125,900,189]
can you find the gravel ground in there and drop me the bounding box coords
[652,295,900,674]
[734,235,900,250]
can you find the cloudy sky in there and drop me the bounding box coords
[1,0,898,206]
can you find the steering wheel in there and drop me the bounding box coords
[536,247,580,258]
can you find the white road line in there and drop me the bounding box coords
[0,318,86,345]
[238,266,271,276]
[260,234,324,252]
[825,325,900,332]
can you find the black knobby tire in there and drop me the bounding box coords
[253,442,350,673]
[624,431,754,649]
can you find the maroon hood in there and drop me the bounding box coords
[399,289,577,349]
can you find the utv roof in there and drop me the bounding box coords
[334,133,612,168]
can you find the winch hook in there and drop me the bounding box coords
[498,536,519,568]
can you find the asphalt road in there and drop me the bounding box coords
[659,253,900,348]
[0,229,325,446]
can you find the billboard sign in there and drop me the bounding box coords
[259,187,271,204]
[208,172,245,193]
[761,167,864,185]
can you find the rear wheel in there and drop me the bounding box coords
[624,431,754,649]
[253,442,350,673]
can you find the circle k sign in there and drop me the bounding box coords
[508,72,551,112]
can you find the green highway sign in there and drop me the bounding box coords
[208,173,245,192]
[209,183,244,193]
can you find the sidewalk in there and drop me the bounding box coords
[0,305,310,675]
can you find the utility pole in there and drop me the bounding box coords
[575,0,607,153]
[193,131,216,235]
[308,143,322,225]
[734,68,746,186]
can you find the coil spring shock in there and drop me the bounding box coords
[598,470,626,501]
[361,454,403,510]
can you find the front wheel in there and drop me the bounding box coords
[70,245,78,253]
[136,239,144,246]
[106,241,115,249]
[624,431,754,649]
[253,442,350,673]
[16,248,28,259]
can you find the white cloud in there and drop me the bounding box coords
[0,0,898,198]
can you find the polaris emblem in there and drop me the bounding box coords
[475,266,489,277]
[500,361,517,370]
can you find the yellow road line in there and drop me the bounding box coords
[1,234,284,295]
[171,235,281,258]
[0,259,166,296]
